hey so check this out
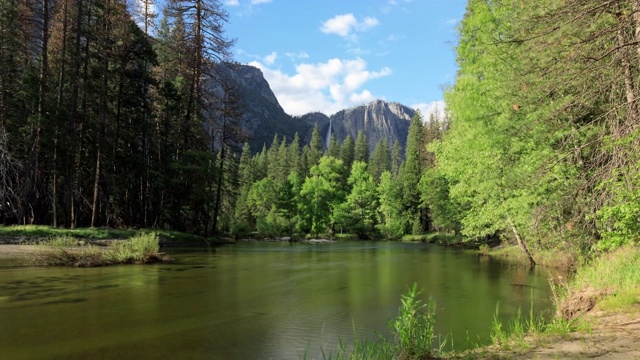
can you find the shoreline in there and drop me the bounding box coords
[460,308,640,359]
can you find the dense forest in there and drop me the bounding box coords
[437,0,640,257]
[0,0,241,233]
[2,0,639,256]
[0,0,448,238]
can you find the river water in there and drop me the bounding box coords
[0,242,553,359]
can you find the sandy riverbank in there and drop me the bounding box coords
[473,309,640,359]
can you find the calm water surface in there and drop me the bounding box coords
[0,242,553,359]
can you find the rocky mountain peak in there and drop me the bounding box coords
[214,64,416,153]
[327,100,415,152]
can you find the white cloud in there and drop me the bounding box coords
[249,58,392,116]
[224,0,240,6]
[320,14,380,39]
[251,0,272,3]
[264,51,278,65]
[412,100,446,122]
[285,51,310,59]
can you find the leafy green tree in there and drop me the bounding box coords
[299,156,345,236]
[419,169,462,234]
[377,171,407,238]
[334,161,379,238]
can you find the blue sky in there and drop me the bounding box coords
[220,0,467,117]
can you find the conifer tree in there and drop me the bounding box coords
[306,123,323,170]
[354,130,369,164]
[390,139,403,177]
[369,137,390,182]
[340,134,355,171]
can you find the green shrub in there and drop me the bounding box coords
[393,283,438,358]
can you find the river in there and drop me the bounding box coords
[0,241,553,359]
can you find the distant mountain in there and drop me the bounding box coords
[213,63,313,151]
[215,64,415,153]
[328,100,415,153]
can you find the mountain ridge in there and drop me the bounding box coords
[217,64,415,153]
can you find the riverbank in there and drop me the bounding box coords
[0,227,176,266]
[460,245,640,359]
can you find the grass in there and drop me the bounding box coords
[29,232,169,267]
[0,224,211,246]
[37,236,81,247]
[565,245,640,311]
[478,246,640,355]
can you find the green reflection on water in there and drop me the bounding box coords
[0,242,552,359]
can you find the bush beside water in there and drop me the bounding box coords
[31,232,167,267]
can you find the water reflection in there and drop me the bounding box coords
[0,242,552,359]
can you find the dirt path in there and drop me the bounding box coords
[480,310,640,359]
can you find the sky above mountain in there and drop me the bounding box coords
[222,0,467,117]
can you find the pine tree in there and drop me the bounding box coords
[340,134,355,171]
[390,139,403,177]
[369,137,390,182]
[327,135,341,158]
[402,111,425,234]
[306,123,323,170]
[354,130,369,164]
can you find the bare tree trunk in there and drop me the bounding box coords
[67,0,84,228]
[616,3,638,131]
[212,145,224,236]
[507,216,536,267]
[34,0,50,188]
[91,148,100,227]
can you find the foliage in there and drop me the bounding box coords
[376,171,407,238]
[569,246,640,310]
[108,232,161,263]
[392,284,438,358]
[333,162,379,238]
[299,156,345,236]
[29,232,164,267]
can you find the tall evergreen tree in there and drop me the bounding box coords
[369,137,390,182]
[354,130,369,164]
[340,134,355,171]
[306,123,323,170]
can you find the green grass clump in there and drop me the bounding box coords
[568,246,640,310]
[107,232,161,263]
[38,236,80,247]
[29,232,166,267]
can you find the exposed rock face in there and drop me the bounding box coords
[216,64,415,153]
[329,100,415,152]
[214,64,312,151]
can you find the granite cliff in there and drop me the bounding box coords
[216,64,415,153]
